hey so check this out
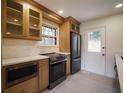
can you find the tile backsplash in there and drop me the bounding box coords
[2,38,59,59]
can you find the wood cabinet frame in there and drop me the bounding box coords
[2,0,26,38]
[38,59,49,92]
[4,77,38,93]
[2,0,42,40]
[2,0,64,40]
[26,5,42,40]
[2,59,49,93]
[2,61,39,90]
[66,55,71,75]
[59,16,80,52]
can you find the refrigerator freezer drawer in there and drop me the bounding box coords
[71,58,81,74]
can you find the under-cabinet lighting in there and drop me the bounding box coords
[6,32,11,35]
[14,19,18,22]
[33,24,37,27]
[115,3,123,8]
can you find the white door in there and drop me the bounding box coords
[84,28,106,75]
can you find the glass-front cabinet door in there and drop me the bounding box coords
[2,0,25,38]
[70,21,79,33]
[27,6,42,40]
[2,0,42,40]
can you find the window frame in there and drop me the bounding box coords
[42,24,58,46]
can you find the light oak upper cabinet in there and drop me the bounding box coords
[2,0,25,38]
[2,0,42,40]
[38,59,49,91]
[59,16,80,52]
[70,22,80,33]
[69,17,80,33]
[26,6,42,40]
[60,21,70,52]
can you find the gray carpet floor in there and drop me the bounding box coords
[43,70,116,93]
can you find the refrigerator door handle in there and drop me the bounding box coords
[77,35,81,57]
[77,35,78,58]
[74,58,81,61]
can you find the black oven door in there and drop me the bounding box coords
[49,60,66,83]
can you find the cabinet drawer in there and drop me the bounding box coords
[4,77,38,93]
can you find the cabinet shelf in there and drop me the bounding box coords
[42,35,56,38]
[29,26,40,30]
[7,6,22,14]
[30,15,39,20]
[7,21,22,26]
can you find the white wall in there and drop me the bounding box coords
[80,14,123,78]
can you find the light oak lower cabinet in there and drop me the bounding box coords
[39,59,49,91]
[4,77,38,93]
[66,55,71,75]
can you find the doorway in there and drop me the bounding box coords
[84,27,106,75]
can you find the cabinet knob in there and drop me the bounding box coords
[22,89,27,93]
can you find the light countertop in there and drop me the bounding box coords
[39,52,70,55]
[2,52,70,66]
[56,52,70,55]
[115,54,123,93]
[2,55,49,66]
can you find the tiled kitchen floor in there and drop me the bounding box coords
[43,70,116,93]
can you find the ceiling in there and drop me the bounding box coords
[34,0,123,22]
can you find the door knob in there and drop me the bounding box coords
[102,54,105,56]
[102,47,105,49]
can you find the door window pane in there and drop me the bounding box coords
[88,31,101,52]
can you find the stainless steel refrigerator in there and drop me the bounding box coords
[70,32,81,74]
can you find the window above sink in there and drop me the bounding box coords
[40,19,59,46]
